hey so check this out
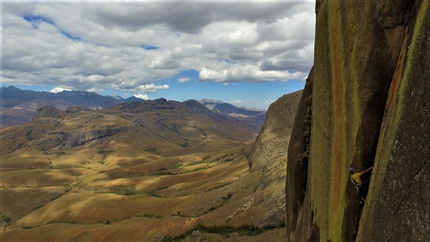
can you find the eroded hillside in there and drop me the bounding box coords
[286,0,429,241]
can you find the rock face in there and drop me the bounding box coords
[247,90,302,227]
[63,128,127,148]
[248,91,302,173]
[32,106,66,120]
[286,0,430,241]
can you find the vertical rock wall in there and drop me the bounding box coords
[285,70,314,241]
[286,0,429,241]
[357,1,430,240]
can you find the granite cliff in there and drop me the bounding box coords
[286,0,429,241]
[247,90,302,227]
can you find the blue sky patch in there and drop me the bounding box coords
[224,59,237,64]
[141,45,160,50]
[61,30,82,41]
[23,14,81,41]
[23,14,55,29]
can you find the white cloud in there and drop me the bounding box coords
[178,77,191,83]
[2,1,315,93]
[135,83,169,93]
[49,86,73,93]
[133,93,149,100]
[199,65,308,82]
[87,87,104,93]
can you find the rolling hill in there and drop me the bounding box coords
[0,93,302,241]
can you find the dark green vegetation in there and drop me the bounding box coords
[161,223,283,241]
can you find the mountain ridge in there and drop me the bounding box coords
[14,98,260,153]
[199,99,266,126]
[0,86,266,128]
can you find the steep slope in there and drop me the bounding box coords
[286,0,429,241]
[246,90,302,227]
[248,91,302,172]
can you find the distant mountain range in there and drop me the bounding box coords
[0,86,266,128]
[0,86,145,128]
[198,99,266,125]
[1,97,261,155]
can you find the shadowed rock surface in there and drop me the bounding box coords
[32,106,66,120]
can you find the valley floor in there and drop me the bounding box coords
[0,140,285,241]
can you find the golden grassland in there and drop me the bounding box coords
[0,98,284,241]
[0,134,285,241]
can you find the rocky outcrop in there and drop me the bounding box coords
[247,90,302,227]
[63,128,127,148]
[248,90,302,173]
[284,71,313,240]
[286,0,430,241]
[184,99,221,119]
[65,106,93,113]
[32,106,65,120]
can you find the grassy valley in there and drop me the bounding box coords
[0,99,287,241]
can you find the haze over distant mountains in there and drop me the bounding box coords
[0,86,266,129]
[198,99,266,126]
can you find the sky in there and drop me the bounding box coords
[1,0,316,110]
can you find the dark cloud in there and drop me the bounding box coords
[260,59,311,72]
[85,2,304,34]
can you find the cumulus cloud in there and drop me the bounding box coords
[135,83,169,93]
[199,65,308,82]
[2,1,315,95]
[49,86,73,93]
[134,93,149,100]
